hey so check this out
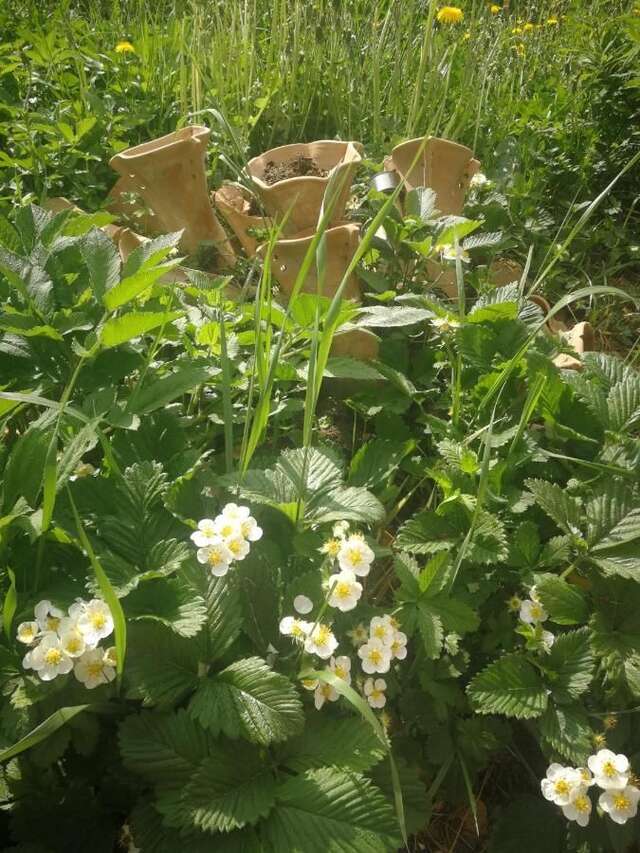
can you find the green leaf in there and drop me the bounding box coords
[395,510,458,555]
[488,796,564,853]
[129,363,215,414]
[124,623,199,708]
[545,628,594,703]
[122,231,182,277]
[355,305,433,327]
[525,478,582,535]
[467,654,548,719]
[99,310,181,348]
[159,743,276,834]
[587,481,640,551]
[80,228,121,300]
[188,657,303,746]
[262,768,398,853]
[118,709,211,790]
[0,705,90,763]
[103,263,179,310]
[129,801,220,853]
[591,579,640,664]
[539,702,592,764]
[283,716,385,774]
[606,375,640,432]
[310,486,385,524]
[321,356,385,380]
[417,603,444,659]
[533,573,589,625]
[508,521,541,568]
[2,421,51,512]
[3,567,17,640]
[348,439,415,490]
[125,578,207,638]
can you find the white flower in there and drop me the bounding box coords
[364,677,387,709]
[332,521,350,539]
[103,646,117,668]
[577,767,595,787]
[304,624,338,659]
[34,600,64,633]
[59,623,87,658]
[438,243,470,263]
[329,655,352,684]
[369,616,394,647]
[358,638,391,674]
[539,630,555,653]
[561,786,592,827]
[220,502,251,522]
[529,585,541,603]
[328,570,363,612]
[314,681,338,710]
[197,541,233,576]
[29,634,73,681]
[74,648,116,690]
[70,462,96,480]
[190,518,219,548]
[390,630,408,660]
[320,538,342,559]
[293,595,313,615]
[337,535,374,577]
[240,516,262,542]
[540,764,582,806]
[519,598,548,625]
[470,172,489,188]
[279,616,312,641]
[76,599,114,647]
[16,621,39,645]
[598,786,640,825]
[347,624,369,647]
[213,515,242,541]
[587,749,630,790]
[226,535,251,561]
[431,316,460,332]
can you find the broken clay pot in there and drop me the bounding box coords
[109,126,235,267]
[260,222,362,302]
[330,326,380,362]
[389,136,481,215]
[213,183,268,257]
[247,140,363,236]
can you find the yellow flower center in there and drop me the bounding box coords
[613,793,630,811]
[346,547,362,566]
[530,604,543,620]
[87,661,104,678]
[315,626,331,645]
[574,795,590,813]
[554,780,570,795]
[324,539,341,557]
[208,548,224,564]
[228,540,243,555]
[20,627,35,641]
[66,637,81,653]
[369,648,382,665]
[219,523,235,538]
[91,613,106,630]
[46,616,60,631]
[371,689,383,701]
[373,625,387,640]
[336,582,351,599]
[291,622,305,638]
[603,761,617,778]
[580,769,591,783]
[44,648,62,665]
[334,665,347,679]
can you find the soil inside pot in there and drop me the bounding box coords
[262,155,330,184]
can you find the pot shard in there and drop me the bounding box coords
[259,223,362,302]
[214,183,267,257]
[109,125,235,267]
[390,136,481,215]
[247,140,363,236]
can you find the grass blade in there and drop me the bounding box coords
[0,704,90,763]
[3,567,17,640]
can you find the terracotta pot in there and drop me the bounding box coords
[425,259,458,298]
[488,258,524,287]
[213,183,267,257]
[260,222,361,302]
[330,326,380,361]
[389,136,481,215]
[247,140,363,235]
[109,126,235,267]
[555,321,595,371]
[107,174,164,235]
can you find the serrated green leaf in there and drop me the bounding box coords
[488,796,564,853]
[129,801,226,853]
[283,716,385,774]
[103,262,179,310]
[310,486,385,524]
[468,654,548,719]
[124,623,199,708]
[606,376,640,432]
[129,363,215,414]
[525,479,582,535]
[188,657,303,746]
[0,705,90,763]
[545,628,594,703]
[125,578,207,637]
[508,521,541,568]
[395,510,458,555]
[100,310,181,348]
[534,573,589,625]
[262,768,398,853]
[80,228,120,300]
[417,603,444,659]
[539,702,592,764]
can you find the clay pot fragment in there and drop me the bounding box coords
[109,126,235,268]
[259,223,361,303]
[555,321,595,370]
[247,140,363,235]
[213,183,268,257]
[330,326,380,361]
[389,136,481,215]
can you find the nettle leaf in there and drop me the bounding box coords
[468,654,548,719]
[80,228,120,300]
[118,709,212,791]
[540,703,592,764]
[545,628,594,703]
[124,622,199,708]
[188,657,304,746]
[395,510,459,555]
[261,767,398,853]
[160,742,276,834]
[525,479,582,535]
[533,574,589,625]
[283,716,385,774]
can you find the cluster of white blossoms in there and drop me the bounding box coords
[511,585,555,654]
[280,523,408,713]
[541,749,640,827]
[17,598,116,689]
[191,503,262,577]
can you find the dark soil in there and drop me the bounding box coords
[262,155,330,184]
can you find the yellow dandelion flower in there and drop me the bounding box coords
[436,6,464,25]
[522,22,535,32]
[463,29,471,40]
[490,4,501,13]
[115,40,135,54]
[511,25,522,34]
[546,15,559,25]
[514,42,525,56]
